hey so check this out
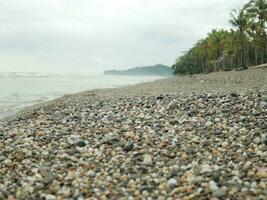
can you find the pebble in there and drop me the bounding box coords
[213,188,227,198]
[167,178,178,188]
[209,180,219,192]
[253,137,261,145]
[16,187,30,200]
[0,69,266,199]
[0,192,5,200]
[170,165,180,176]
[123,141,134,152]
[75,140,86,147]
[44,194,56,200]
[201,164,212,173]
[256,168,267,178]
[205,121,213,127]
[103,134,120,145]
[143,154,153,166]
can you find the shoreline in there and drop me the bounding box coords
[0,75,168,122]
[0,68,266,199]
[2,68,266,123]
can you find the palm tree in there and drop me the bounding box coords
[230,7,251,69]
[208,29,229,70]
[246,0,267,28]
[246,0,267,63]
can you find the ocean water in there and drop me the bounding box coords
[0,72,164,119]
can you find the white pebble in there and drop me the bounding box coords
[167,178,178,188]
[209,180,219,192]
[205,121,213,127]
[143,154,153,166]
[45,194,56,200]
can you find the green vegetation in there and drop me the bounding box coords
[104,64,173,76]
[172,0,267,75]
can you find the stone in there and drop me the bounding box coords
[75,140,86,147]
[167,178,178,188]
[205,121,213,127]
[170,165,180,176]
[256,168,267,178]
[156,96,164,100]
[167,102,179,110]
[1,71,267,200]
[201,164,212,173]
[253,137,261,145]
[44,194,56,200]
[230,93,238,97]
[103,135,120,145]
[143,154,153,166]
[209,180,219,192]
[16,187,29,200]
[0,192,6,200]
[123,141,134,152]
[243,161,252,170]
[212,188,227,198]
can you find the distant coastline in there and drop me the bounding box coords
[104,64,173,76]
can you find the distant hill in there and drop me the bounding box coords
[104,64,173,76]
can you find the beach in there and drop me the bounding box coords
[0,68,267,199]
[0,73,163,119]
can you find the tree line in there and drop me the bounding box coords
[172,0,267,75]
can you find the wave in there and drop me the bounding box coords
[0,94,59,119]
[0,72,48,78]
[0,72,100,79]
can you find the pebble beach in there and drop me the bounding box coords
[0,68,267,200]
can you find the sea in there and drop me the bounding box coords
[0,72,164,119]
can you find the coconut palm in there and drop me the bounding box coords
[246,0,267,63]
[229,7,251,69]
[172,0,266,75]
[246,0,267,27]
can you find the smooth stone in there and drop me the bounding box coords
[256,168,267,178]
[44,194,56,200]
[170,165,180,176]
[73,195,85,200]
[103,135,120,145]
[167,103,179,110]
[67,135,80,145]
[251,181,257,189]
[192,176,204,184]
[262,95,267,102]
[0,189,7,199]
[167,178,178,188]
[212,188,227,198]
[0,192,6,200]
[16,187,29,200]
[186,147,196,154]
[143,154,153,166]
[209,180,219,192]
[212,172,221,182]
[75,140,86,147]
[205,121,213,127]
[123,141,134,152]
[253,137,261,144]
[243,161,252,170]
[230,93,238,97]
[201,164,212,173]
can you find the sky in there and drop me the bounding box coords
[0,0,247,74]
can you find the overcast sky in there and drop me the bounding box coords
[0,0,247,74]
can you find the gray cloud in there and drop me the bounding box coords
[0,0,248,74]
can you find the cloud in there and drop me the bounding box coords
[0,0,248,74]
